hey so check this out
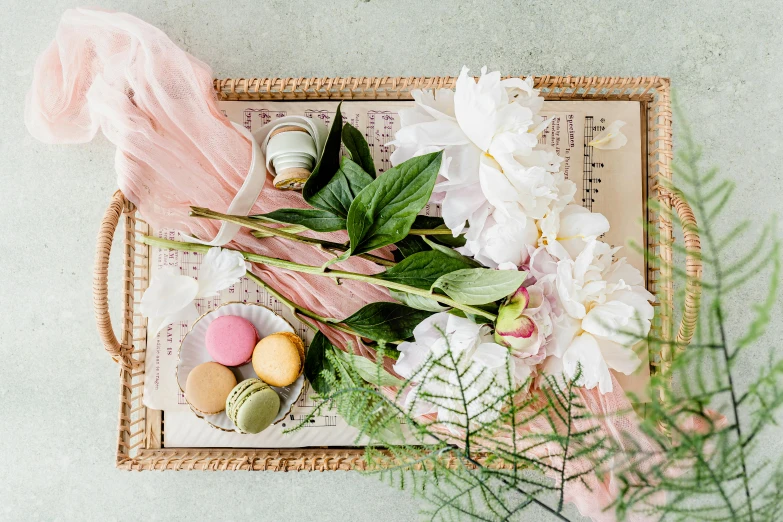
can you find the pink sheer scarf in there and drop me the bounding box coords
[24,8,391,354]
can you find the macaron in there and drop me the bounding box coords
[184,362,237,415]
[226,378,281,434]
[205,315,258,367]
[252,332,305,387]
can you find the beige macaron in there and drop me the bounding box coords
[185,361,237,415]
[252,332,305,387]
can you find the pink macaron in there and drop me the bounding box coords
[205,315,259,367]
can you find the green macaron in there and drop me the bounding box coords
[225,378,281,434]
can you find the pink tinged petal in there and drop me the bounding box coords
[512,360,533,386]
[562,333,614,393]
[540,355,564,379]
[508,285,530,308]
[140,268,199,318]
[596,337,643,375]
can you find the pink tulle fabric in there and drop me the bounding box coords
[26,9,688,521]
[24,8,391,354]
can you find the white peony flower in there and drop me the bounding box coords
[390,66,576,267]
[141,247,247,336]
[588,120,628,150]
[393,313,526,430]
[541,240,655,393]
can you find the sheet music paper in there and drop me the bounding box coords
[146,99,647,448]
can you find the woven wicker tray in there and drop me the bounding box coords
[92,75,701,471]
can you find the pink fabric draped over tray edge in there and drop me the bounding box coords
[24,8,392,355]
[25,9,676,521]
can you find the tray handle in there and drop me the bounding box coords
[668,189,703,348]
[93,190,129,360]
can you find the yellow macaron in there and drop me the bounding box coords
[252,332,305,387]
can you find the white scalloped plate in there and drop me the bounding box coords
[176,302,305,433]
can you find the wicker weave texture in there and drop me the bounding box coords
[92,75,696,471]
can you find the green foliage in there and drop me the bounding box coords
[291,326,616,521]
[432,268,528,306]
[255,207,346,232]
[376,250,477,290]
[346,150,442,255]
[341,302,434,343]
[304,331,336,394]
[308,157,374,218]
[303,103,344,201]
[342,122,376,177]
[608,100,783,521]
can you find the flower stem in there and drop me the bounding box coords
[408,229,460,236]
[141,235,497,321]
[243,270,348,334]
[190,207,396,267]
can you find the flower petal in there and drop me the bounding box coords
[140,267,199,318]
[150,301,200,337]
[588,120,627,150]
[196,247,247,297]
[473,342,510,369]
[562,333,613,393]
[596,337,642,375]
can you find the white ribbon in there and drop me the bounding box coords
[180,117,327,247]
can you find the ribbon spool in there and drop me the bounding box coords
[264,124,319,190]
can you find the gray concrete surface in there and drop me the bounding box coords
[1,0,782,520]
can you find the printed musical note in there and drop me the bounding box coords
[243,108,288,131]
[366,110,399,173]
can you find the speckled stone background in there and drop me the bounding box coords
[1,1,781,520]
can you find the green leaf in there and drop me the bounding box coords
[309,157,373,218]
[346,151,442,255]
[389,289,449,312]
[303,103,343,202]
[432,268,528,305]
[304,331,337,395]
[375,250,477,290]
[393,235,430,260]
[342,123,376,177]
[336,350,403,387]
[256,208,346,232]
[412,215,466,248]
[342,302,434,342]
[421,237,483,268]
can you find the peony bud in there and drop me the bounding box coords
[494,286,540,356]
